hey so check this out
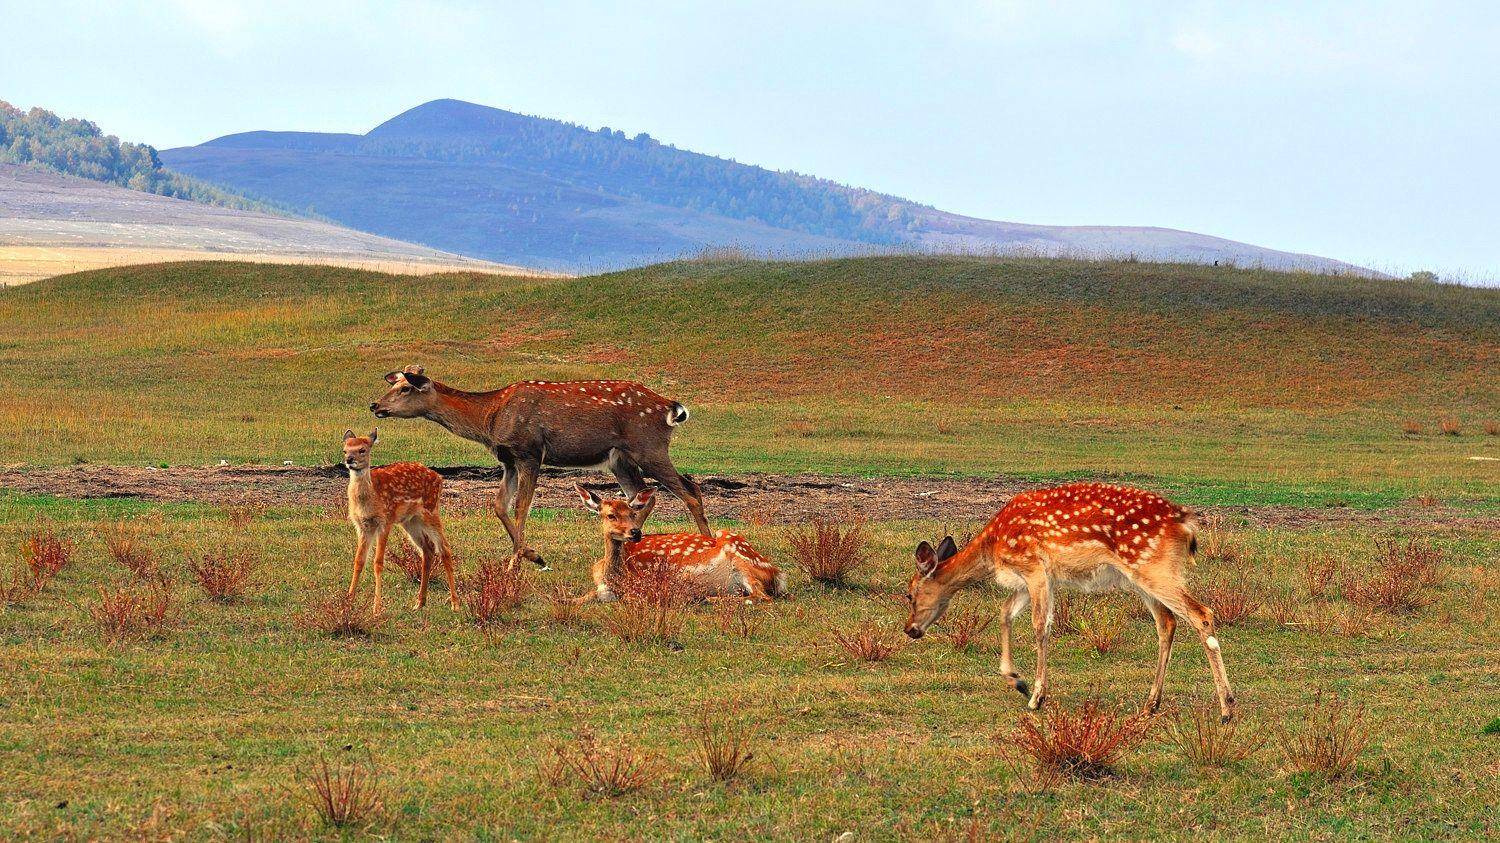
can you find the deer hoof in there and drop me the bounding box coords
[1013,679,1031,698]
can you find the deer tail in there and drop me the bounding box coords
[666,402,690,427]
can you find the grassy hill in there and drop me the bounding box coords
[2,255,1495,505]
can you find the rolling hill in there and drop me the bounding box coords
[0,163,544,285]
[3,255,1493,503]
[163,99,1375,274]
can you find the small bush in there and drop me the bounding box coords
[1484,421,1499,436]
[786,519,867,586]
[1166,705,1262,768]
[1075,600,1128,653]
[299,589,385,638]
[90,581,177,644]
[1303,557,1340,600]
[22,526,73,580]
[1052,593,1079,634]
[101,521,158,579]
[0,562,47,606]
[1196,515,1243,565]
[1342,537,1443,614]
[830,621,897,662]
[1438,417,1461,436]
[543,584,583,627]
[542,728,658,798]
[1199,575,1262,627]
[185,549,255,602]
[1401,420,1423,436]
[941,608,995,652]
[694,708,757,783]
[224,503,266,531]
[715,598,765,639]
[1279,691,1369,779]
[292,752,382,828]
[459,556,532,629]
[387,543,425,583]
[1003,699,1154,780]
[603,557,691,644]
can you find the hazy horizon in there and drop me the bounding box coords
[4,1,1499,280]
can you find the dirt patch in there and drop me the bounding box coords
[1,464,1492,532]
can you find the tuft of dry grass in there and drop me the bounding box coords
[1342,536,1443,614]
[1484,420,1499,436]
[786,519,867,586]
[1401,419,1423,436]
[185,548,256,602]
[89,581,177,644]
[1074,600,1128,653]
[459,556,532,629]
[715,598,766,639]
[940,607,995,652]
[224,503,266,531]
[1165,705,1263,768]
[292,752,383,829]
[1196,514,1244,565]
[694,708,757,784]
[1199,574,1263,627]
[386,543,425,583]
[22,525,73,581]
[543,583,584,627]
[830,621,898,662]
[1438,417,1461,436]
[603,557,692,645]
[1002,699,1154,780]
[101,521,158,579]
[541,728,659,798]
[1279,691,1369,779]
[298,589,385,638]
[1303,556,1341,600]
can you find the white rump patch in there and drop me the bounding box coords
[1206,635,1220,651]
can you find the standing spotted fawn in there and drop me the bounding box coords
[342,429,457,614]
[902,482,1235,721]
[576,484,786,603]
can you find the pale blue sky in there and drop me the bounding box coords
[4,1,1498,278]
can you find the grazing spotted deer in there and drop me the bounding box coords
[342,429,458,614]
[576,484,785,603]
[902,482,1235,722]
[371,366,710,569]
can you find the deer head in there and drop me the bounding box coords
[341,428,379,472]
[576,483,655,543]
[371,365,435,419]
[903,535,959,638]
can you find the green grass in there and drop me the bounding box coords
[1,498,1496,838]
[2,256,1497,506]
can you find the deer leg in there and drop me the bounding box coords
[607,449,650,498]
[370,524,392,615]
[1138,576,1235,722]
[1025,575,1053,711]
[510,460,546,569]
[999,589,1031,698]
[348,530,370,599]
[401,522,430,611]
[1141,593,1178,713]
[640,458,711,537]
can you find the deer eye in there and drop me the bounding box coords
[399,386,411,394]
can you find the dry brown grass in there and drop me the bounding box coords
[101,521,158,579]
[458,556,532,629]
[1196,514,1244,565]
[786,519,868,586]
[1074,600,1128,654]
[1401,419,1423,436]
[1166,705,1263,768]
[1303,556,1341,600]
[1199,574,1263,627]
[940,607,995,652]
[603,557,691,645]
[1002,699,1154,780]
[693,708,758,783]
[543,583,584,627]
[1438,416,1462,436]
[89,581,177,644]
[830,621,898,662]
[224,503,266,531]
[292,752,383,829]
[715,598,766,639]
[387,543,425,583]
[22,525,73,581]
[1484,420,1499,436]
[1279,691,1369,779]
[184,549,255,603]
[1342,537,1443,614]
[298,589,385,638]
[541,728,659,798]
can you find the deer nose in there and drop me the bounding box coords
[905,625,924,640]
[369,402,378,411]
[628,528,642,542]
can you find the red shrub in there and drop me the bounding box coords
[786,519,867,586]
[1003,699,1153,780]
[459,557,533,629]
[90,581,177,644]
[185,549,256,602]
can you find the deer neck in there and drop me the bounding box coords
[934,539,996,591]
[347,466,379,519]
[424,383,499,444]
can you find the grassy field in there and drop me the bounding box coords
[0,493,1496,839]
[0,256,1496,507]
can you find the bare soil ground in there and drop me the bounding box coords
[1,463,1491,531]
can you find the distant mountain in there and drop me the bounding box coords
[163,98,1373,274]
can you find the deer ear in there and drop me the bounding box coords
[403,364,425,375]
[343,429,356,442]
[936,535,959,562]
[368,428,378,444]
[404,373,431,390]
[915,541,938,575]
[628,489,655,510]
[576,483,601,511]
[384,371,401,385]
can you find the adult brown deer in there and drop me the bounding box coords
[342,429,457,614]
[901,482,1235,722]
[575,484,785,604]
[370,366,710,568]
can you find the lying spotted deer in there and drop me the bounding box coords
[576,484,786,603]
[371,366,711,568]
[902,482,1235,722]
[342,429,458,614]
